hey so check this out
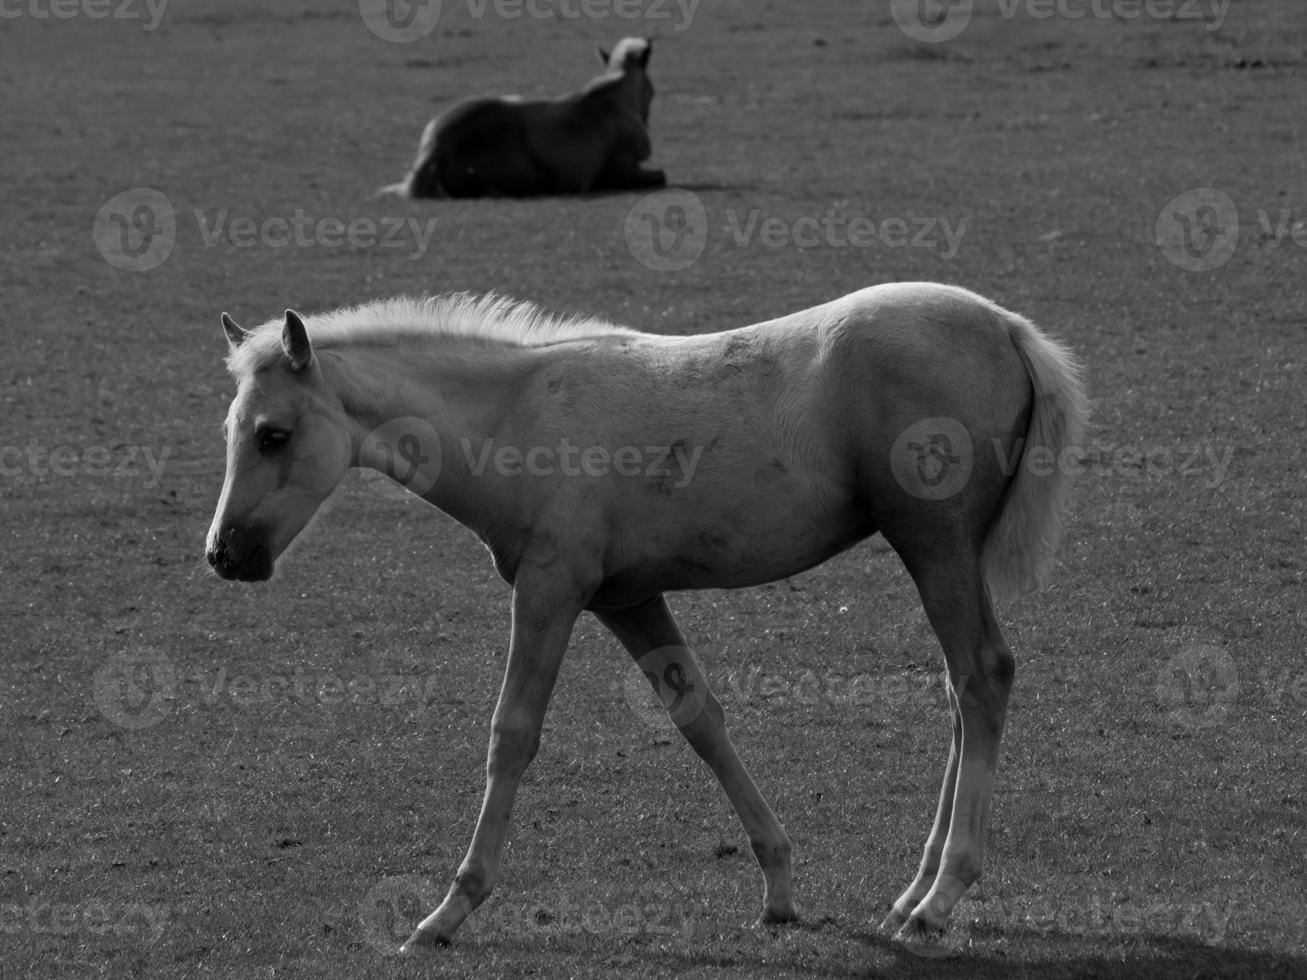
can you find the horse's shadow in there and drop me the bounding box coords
[641,918,1306,979]
[853,925,1304,979]
[473,180,752,201]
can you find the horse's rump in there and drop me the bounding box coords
[807,284,1087,599]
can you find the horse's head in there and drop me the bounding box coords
[598,37,654,124]
[206,310,353,581]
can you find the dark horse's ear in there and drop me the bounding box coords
[221,312,250,351]
[282,309,312,373]
[640,39,652,68]
[597,45,610,66]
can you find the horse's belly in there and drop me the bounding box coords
[595,488,874,604]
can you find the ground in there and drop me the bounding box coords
[1,0,1305,978]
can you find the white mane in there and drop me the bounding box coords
[606,36,651,69]
[225,293,636,377]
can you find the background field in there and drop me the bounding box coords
[2,0,1305,977]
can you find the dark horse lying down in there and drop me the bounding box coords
[380,38,666,198]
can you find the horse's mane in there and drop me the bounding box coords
[225,293,636,376]
[582,36,651,95]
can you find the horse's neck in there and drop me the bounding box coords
[583,70,641,113]
[336,338,524,432]
[331,339,532,529]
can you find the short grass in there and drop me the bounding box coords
[2,1,1304,977]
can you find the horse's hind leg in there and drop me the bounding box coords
[596,596,798,925]
[880,550,1015,942]
[880,681,962,932]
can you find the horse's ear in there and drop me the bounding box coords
[596,45,610,66]
[640,39,652,68]
[221,312,250,351]
[282,309,312,373]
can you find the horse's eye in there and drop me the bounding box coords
[256,428,291,455]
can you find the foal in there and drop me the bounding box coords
[206,283,1088,952]
[379,37,666,198]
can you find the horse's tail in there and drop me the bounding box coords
[982,310,1090,600]
[375,118,444,199]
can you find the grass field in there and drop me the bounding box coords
[3,0,1306,977]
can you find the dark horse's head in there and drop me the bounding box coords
[598,37,655,124]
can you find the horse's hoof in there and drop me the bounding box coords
[399,926,450,954]
[892,915,956,959]
[879,908,908,933]
[758,902,799,926]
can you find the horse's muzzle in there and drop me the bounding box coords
[207,525,274,582]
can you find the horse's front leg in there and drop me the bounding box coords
[401,575,584,952]
[597,595,797,926]
[594,120,666,190]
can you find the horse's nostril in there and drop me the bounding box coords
[207,538,229,570]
